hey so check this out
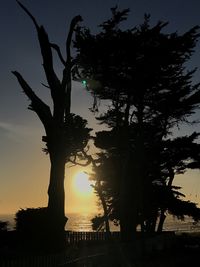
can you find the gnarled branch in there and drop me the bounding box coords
[16,0,39,30]
[12,71,52,130]
[62,15,83,116]
[69,153,92,167]
[16,0,63,121]
[50,43,66,66]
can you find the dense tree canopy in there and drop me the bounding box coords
[74,7,200,240]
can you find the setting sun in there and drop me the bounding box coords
[73,172,93,195]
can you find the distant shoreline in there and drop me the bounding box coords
[1,213,200,233]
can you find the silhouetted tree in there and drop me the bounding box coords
[12,1,90,247]
[15,208,52,251]
[0,221,8,232]
[70,149,112,238]
[74,7,200,241]
[89,151,121,230]
[87,154,111,237]
[155,133,200,232]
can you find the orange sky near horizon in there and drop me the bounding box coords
[0,82,199,216]
[65,165,99,214]
[0,159,99,216]
[0,131,199,217]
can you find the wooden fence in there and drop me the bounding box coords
[0,252,67,267]
[66,231,120,244]
[0,231,176,266]
[0,232,117,267]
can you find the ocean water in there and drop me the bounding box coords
[66,213,94,232]
[1,213,200,233]
[162,215,200,232]
[0,213,95,231]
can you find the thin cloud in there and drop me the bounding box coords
[0,121,42,142]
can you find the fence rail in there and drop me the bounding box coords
[0,231,176,266]
[0,232,118,267]
[66,231,120,244]
[0,252,67,267]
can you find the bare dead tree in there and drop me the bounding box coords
[12,1,86,244]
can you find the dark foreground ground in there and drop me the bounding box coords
[1,232,200,266]
[63,233,200,267]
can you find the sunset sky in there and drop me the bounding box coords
[1,0,200,216]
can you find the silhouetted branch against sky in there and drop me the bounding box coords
[1,0,200,216]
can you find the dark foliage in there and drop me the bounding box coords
[74,7,200,239]
[0,221,8,232]
[15,207,65,252]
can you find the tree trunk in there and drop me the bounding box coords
[157,210,166,232]
[119,162,139,241]
[95,182,111,239]
[99,192,111,239]
[120,210,138,242]
[47,151,67,248]
[157,169,174,233]
[102,201,111,240]
[119,176,138,242]
[48,156,65,216]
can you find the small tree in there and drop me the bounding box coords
[155,133,200,232]
[0,221,8,232]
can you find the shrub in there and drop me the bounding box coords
[15,207,54,252]
[0,221,8,232]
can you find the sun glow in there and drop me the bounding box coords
[73,171,93,196]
